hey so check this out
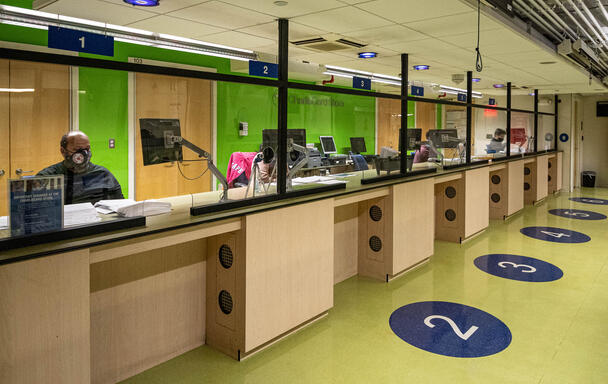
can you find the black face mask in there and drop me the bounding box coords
[64,148,91,172]
[495,137,504,143]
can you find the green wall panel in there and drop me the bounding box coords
[79,67,129,197]
[0,0,33,8]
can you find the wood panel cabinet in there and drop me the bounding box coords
[135,73,212,200]
[0,60,70,216]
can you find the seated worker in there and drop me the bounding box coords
[413,132,439,163]
[37,131,124,204]
[486,128,507,153]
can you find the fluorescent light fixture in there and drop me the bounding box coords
[1,19,48,30]
[413,65,430,70]
[358,52,377,59]
[0,4,257,61]
[472,78,481,82]
[0,88,35,92]
[123,0,159,6]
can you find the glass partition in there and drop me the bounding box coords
[0,59,280,242]
[409,100,442,170]
[511,111,534,153]
[539,114,556,151]
[286,88,387,188]
[472,107,508,159]
[439,104,467,166]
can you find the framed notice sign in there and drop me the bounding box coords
[9,176,64,236]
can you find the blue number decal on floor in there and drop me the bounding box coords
[389,301,512,358]
[569,197,608,205]
[474,254,563,282]
[549,209,607,220]
[520,226,590,243]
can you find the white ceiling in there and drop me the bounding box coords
[37,0,608,95]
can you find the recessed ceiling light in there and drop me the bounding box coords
[358,52,377,59]
[528,92,536,96]
[493,84,505,88]
[123,0,159,6]
[273,1,288,6]
[540,61,557,65]
[472,78,481,82]
[413,65,430,70]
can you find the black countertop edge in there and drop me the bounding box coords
[0,151,564,265]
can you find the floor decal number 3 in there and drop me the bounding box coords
[498,261,537,273]
[424,315,479,340]
[541,231,570,238]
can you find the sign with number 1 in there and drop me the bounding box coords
[48,26,114,56]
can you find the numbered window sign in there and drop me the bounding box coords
[353,76,372,90]
[248,60,278,78]
[569,197,608,205]
[48,26,114,57]
[457,93,467,102]
[549,209,607,221]
[411,85,424,96]
[474,254,563,282]
[389,301,511,358]
[520,226,591,243]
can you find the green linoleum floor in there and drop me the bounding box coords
[121,187,608,384]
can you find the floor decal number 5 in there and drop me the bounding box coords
[541,231,570,238]
[424,315,479,340]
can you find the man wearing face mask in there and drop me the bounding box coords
[37,131,124,204]
[486,128,507,153]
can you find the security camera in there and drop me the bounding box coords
[452,74,465,84]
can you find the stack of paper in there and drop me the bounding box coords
[95,199,172,217]
[64,203,101,227]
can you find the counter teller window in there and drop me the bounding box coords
[286,88,391,187]
[0,60,282,246]
[511,111,535,153]
[539,114,556,151]
[472,107,508,160]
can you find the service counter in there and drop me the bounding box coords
[0,151,562,384]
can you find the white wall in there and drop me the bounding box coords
[581,95,608,187]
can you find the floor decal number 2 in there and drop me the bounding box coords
[424,315,479,340]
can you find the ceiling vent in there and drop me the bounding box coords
[291,34,367,52]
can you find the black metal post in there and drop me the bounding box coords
[534,89,538,153]
[277,19,288,195]
[506,82,511,157]
[400,53,408,174]
[466,71,472,164]
[554,94,559,150]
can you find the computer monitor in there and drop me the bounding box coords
[350,137,367,154]
[262,129,307,151]
[139,118,183,165]
[406,128,422,150]
[319,136,337,155]
[427,129,460,148]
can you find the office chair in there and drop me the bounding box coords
[351,154,368,171]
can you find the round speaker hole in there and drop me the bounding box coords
[369,205,383,222]
[219,245,233,269]
[491,193,501,203]
[369,236,382,252]
[218,290,233,315]
[524,182,531,191]
[524,167,531,175]
[445,186,457,199]
[445,209,456,222]
[491,175,501,185]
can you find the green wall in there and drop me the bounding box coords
[0,0,32,8]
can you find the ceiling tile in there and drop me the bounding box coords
[291,6,393,34]
[43,0,156,25]
[127,15,226,38]
[200,31,275,50]
[220,0,345,18]
[168,1,275,29]
[346,24,427,45]
[355,0,472,23]
[237,21,328,42]
[404,13,502,37]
